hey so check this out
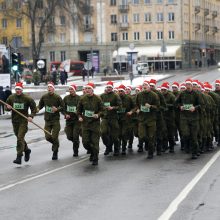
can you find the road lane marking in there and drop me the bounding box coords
[0,157,89,192]
[158,150,220,220]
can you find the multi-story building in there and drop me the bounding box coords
[0,0,31,59]
[1,0,220,72]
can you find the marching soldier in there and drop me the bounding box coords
[100,81,121,156]
[117,84,134,155]
[175,79,203,159]
[214,79,220,146]
[6,82,37,164]
[63,84,81,157]
[38,82,65,160]
[77,82,103,165]
[134,80,160,159]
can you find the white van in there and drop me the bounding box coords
[136,62,149,75]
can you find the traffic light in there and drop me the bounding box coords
[11,52,21,72]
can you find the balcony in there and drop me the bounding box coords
[81,5,94,14]
[118,5,129,13]
[204,8,209,16]
[212,11,218,18]
[119,22,129,30]
[83,24,94,32]
[195,23,201,31]
[212,26,218,34]
[204,25,209,33]
[195,6,200,14]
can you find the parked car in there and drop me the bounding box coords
[136,62,149,75]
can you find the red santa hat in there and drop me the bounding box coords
[143,80,150,86]
[198,82,204,91]
[192,79,199,85]
[85,82,95,90]
[135,85,142,91]
[215,79,220,85]
[161,82,170,90]
[126,86,132,91]
[15,82,23,90]
[105,81,114,88]
[69,84,77,91]
[48,81,55,89]
[185,78,192,84]
[180,83,186,89]
[157,86,161,91]
[171,82,179,88]
[204,82,212,91]
[118,84,126,92]
[149,79,157,86]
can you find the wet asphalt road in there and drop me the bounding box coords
[1,68,220,220]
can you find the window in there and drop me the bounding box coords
[60,16,66,25]
[168,12,175,21]
[111,14,117,24]
[168,0,174,3]
[157,13,163,22]
[38,17,43,25]
[144,13,151,22]
[111,33,117,41]
[122,32,128,41]
[14,1,21,10]
[2,19,7,28]
[48,34,55,43]
[16,18,22,28]
[134,32,140,40]
[84,15,91,26]
[61,51,66,61]
[50,51,55,62]
[132,0,139,4]
[60,33,66,43]
[2,37,7,45]
[145,32,151,40]
[37,0,43,8]
[157,0,163,3]
[169,31,175,39]
[110,0,116,6]
[12,37,22,48]
[133,13,140,23]
[144,0,151,3]
[121,14,128,23]
[157,31,163,40]
[1,1,6,10]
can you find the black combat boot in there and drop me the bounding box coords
[137,139,144,152]
[52,151,58,160]
[169,139,175,153]
[73,149,78,157]
[113,141,119,156]
[121,140,127,155]
[24,149,31,162]
[92,153,98,165]
[13,155,22,164]
[104,147,110,155]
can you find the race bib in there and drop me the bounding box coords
[141,105,150,112]
[104,102,111,107]
[85,110,94,117]
[183,104,193,111]
[45,106,53,113]
[67,105,76,113]
[117,108,126,113]
[13,103,24,110]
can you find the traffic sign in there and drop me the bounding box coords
[84,61,92,70]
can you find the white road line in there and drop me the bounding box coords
[158,150,220,220]
[0,157,89,193]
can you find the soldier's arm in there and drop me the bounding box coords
[77,99,83,117]
[38,96,45,110]
[97,97,104,118]
[5,95,13,111]
[114,94,122,110]
[29,98,37,118]
[149,94,160,110]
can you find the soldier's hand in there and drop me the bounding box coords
[93,114,99,119]
[145,103,151,108]
[107,106,114,111]
[6,104,12,110]
[189,106,195,112]
[136,109,140,114]
[52,106,58,113]
[27,117,33,122]
[65,114,70,119]
[180,106,184,111]
[79,117,83,122]
[127,111,133,116]
[36,107,40,113]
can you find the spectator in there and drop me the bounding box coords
[60,70,66,85]
[82,68,87,82]
[0,86,5,115]
[91,66,95,78]
[4,86,12,101]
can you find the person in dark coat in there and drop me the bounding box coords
[0,86,5,115]
[4,86,12,101]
